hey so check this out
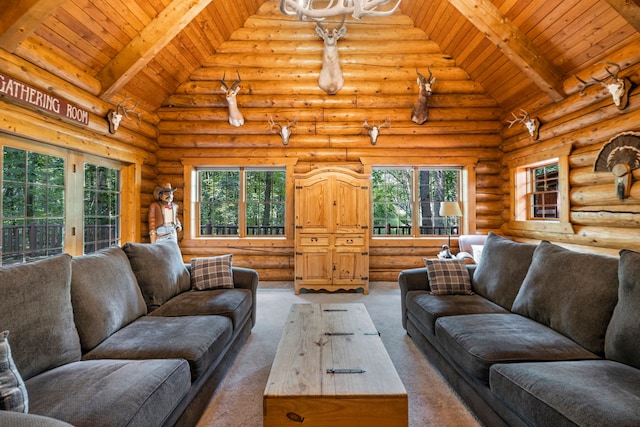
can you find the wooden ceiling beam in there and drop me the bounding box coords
[0,0,63,51]
[604,0,640,32]
[97,0,214,101]
[447,0,566,102]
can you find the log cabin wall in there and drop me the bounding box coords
[1,0,639,281]
[500,59,640,256]
[155,2,504,281]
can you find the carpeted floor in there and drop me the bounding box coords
[196,282,481,427]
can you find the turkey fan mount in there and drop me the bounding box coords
[594,132,640,200]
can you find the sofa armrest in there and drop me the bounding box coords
[398,267,429,330]
[232,266,259,327]
[398,264,477,330]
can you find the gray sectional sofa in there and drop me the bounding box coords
[399,232,640,427]
[0,241,258,427]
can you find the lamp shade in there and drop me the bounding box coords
[439,201,462,217]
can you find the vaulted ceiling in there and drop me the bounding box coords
[2,0,639,122]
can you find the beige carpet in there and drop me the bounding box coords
[196,282,481,427]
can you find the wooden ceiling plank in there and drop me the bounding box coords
[605,0,640,32]
[447,0,565,101]
[97,0,214,101]
[0,0,63,51]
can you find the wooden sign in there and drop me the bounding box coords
[0,72,89,126]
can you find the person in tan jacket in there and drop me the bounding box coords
[149,183,182,243]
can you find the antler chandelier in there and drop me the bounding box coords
[280,0,402,20]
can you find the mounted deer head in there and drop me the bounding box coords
[106,98,142,134]
[363,118,390,145]
[280,0,402,20]
[269,116,297,145]
[507,109,540,140]
[219,71,244,127]
[315,19,347,95]
[575,62,631,110]
[411,68,436,125]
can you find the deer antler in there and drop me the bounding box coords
[230,71,242,91]
[268,116,282,132]
[507,109,530,128]
[280,0,401,20]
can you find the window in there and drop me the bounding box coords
[372,167,461,237]
[508,146,573,234]
[529,163,558,219]
[2,146,65,264]
[197,167,285,237]
[83,163,121,253]
[1,141,128,265]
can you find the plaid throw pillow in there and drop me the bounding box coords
[191,255,234,290]
[0,331,28,413]
[424,258,473,295]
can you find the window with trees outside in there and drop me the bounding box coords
[2,146,65,265]
[372,167,461,237]
[83,163,121,253]
[2,144,123,266]
[197,167,286,237]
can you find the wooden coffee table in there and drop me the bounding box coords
[263,303,408,426]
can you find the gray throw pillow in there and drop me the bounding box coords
[0,331,28,413]
[471,232,537,309]
[605,249,640,369]
[191,255,234,290]
[122,241,191,311]
[424,258,473,295]
[512,241,619,356]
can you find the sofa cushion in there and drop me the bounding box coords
[150,288,252,331]
[406,291,508,336]
[191,254,234,290]
[0,331,28,412]
[435,313,599,384]
[122,241,191,311]
[82,315,233,381]
[512,241,619,356]
[490,360,640,427]
[0,254,81,380]
[26,358,190,427]
[424,258,473,295]
[0,411,74,426]
[471,232,537,310]
[605,249,640,369]
[71,246,147,352]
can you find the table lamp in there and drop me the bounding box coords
[439,201,462,257]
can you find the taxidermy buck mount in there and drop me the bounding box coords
[594,132,640,200]
[411,68,436,125]
[363,118,390,145]
[315,19,347,95]
[268,116,297,145]
[219,71,244,127]
[106,98,142,134]
[507,109,540,140]
[280,0,402,20]
[575,62,632,110]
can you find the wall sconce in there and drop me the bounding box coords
[439,201,462,259]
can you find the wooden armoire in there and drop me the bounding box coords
[294,167,370,294]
